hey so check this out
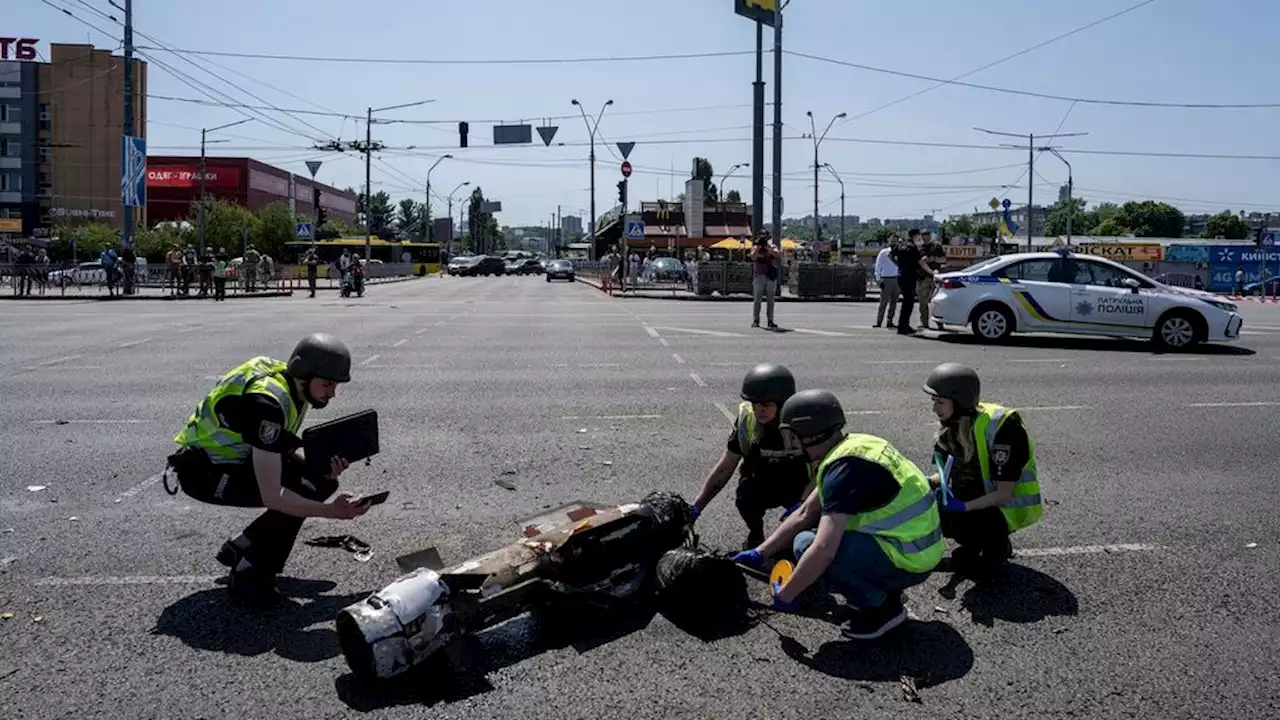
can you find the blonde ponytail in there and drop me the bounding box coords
[935,416,977,466]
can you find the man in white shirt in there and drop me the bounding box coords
[873,244,900,328]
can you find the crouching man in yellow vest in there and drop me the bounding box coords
[923,362,1043,575]
[167,333,369,607]
[734,389,944,640]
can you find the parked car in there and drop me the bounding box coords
[47,260,150,287]
[642,257,688,283]
[545,259,575,282]
[454,256,506,277]
[505,258,543,275]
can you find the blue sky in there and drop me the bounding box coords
[19,0,1280,227]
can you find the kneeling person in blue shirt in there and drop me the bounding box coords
[734,389,944,640]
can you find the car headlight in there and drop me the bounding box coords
[1205,299,1237,312]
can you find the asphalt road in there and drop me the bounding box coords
[2,277,1278,719]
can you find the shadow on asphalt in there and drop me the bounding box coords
[929,332,1257,356]
[957,563,1079,627]
[151,577,365,663]
[776,619,974,690]
[335,602,664,711]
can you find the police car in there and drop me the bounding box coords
[928,247,1243,350]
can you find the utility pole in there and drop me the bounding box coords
[425,154,452,242]
[1043,147,1073,245]
[807,111,845,253]
[198,119,250,254]
[975,126,1087,250]
[823,163,845,262]
[772,1,788,244]
[445,181,470,258]
[556,204,562,255]
[751,21,765,240]
[571,99,612,261]
[121,0,134,249]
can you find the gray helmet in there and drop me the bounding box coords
[740,363,796,404]
[288,333,352,383]
[922,362,980,412]
[779,389,846,439]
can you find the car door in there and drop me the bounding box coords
[994,258,1072,330]
[1067,259,1153,333]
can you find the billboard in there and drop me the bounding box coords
[147,166,242,190]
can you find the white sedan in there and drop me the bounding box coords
[928,248,1243,350]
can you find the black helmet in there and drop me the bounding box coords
[922,362,980,412]
[779,389,846,439]
[288,333,352,383]
[740,363,796,404]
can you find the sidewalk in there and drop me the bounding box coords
[2,274,424,301]
[574,274,877,303]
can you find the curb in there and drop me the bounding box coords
[0,291,293,301]
[573,275,875,303]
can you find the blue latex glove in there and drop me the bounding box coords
[771,580,798,611]
[688,504,700,521]
[732,549,763,567]
[778,503,800,521]
[939,493,966,513]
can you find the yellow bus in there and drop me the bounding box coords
[283,237,442,275]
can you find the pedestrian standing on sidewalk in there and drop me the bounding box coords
[305,247,319,298]
[751,232,779,330]
[212,249,228,302]
[873,242,899,328]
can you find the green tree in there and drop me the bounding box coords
[1093,202,1122,227]
[254,202,296,258]
[133,224,192,263]
[973,223,999,240]
[49,222,119,260]
[195,199,259,255]
[871,227,897,244]
[1117,200,1184,238]
[467,187,500,254]
[318,218,356,240]
[1201,211,1249,240]
[396,198,423,238]
[366,191,395,239]
[1044,197,1097,237]
[1091,217,1129,236]
[725,189,742,203]
[941,215,973,237]
[691,157,717,204]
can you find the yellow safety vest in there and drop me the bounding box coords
[173,356,305,463]
[735,401,760,453]
[815,434,944,575]
[973,402,1043,532]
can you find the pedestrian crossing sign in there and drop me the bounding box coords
[296,222,314,239]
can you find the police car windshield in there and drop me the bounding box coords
[959,258,1001,274]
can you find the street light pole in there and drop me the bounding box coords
[806,111,846,253]
[719,163,748,210]
[571,99,613,261]
[363,99,435,259]
[823,163,845,262]
[975,126,1087,250]
[1045,147,1073,245]
[446,181,470,258]
[425,154,452,242]
[198,118,251,254]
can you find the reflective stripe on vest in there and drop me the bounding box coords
[173,356,304,463]
[974,402,1044,531]
[815,433,944,575]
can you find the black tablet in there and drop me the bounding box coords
[301,409,379,478]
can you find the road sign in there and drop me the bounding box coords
[296,221,314,239]
[616,141,635,160]
[120,135,146,208]
[1001,198,1012,209]
[621,161,632,178]
[493,124,533,145]
[536,126,559,147]
[305,160,322,177]
[988,197,1000,210]
[624,217,645,240]
[1264,231,1276,248]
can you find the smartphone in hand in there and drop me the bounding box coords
[358,491,390,507]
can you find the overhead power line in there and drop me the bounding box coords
[133,45,755,65]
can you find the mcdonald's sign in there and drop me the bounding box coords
[734,0,777,27]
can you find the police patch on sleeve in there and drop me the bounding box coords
[992,444,1011,467]
[258,420,282,446]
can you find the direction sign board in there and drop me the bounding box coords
[120,135,146,208]
[624,217,645,240]
[1264,231,1276,248]
[621,161,632,178]
[296,221,314,239]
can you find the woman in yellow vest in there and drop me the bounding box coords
[923,363,1043,575]
[734,389,944,640]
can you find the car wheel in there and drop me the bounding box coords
[970,303,1014,342]
[1154,310,1202,350]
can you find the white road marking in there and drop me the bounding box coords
[844,410,884,416]
[559,414,662,420]
[360,354,381,366]
[116,472,167,500]
[415,327,431,334]
[672,353,686,365]
[1016,543,1163,558]
[707,362,750,367]
[23,365,103,370]
[713,402,735,421]
[864,360,936,365]
[393,338,408,347]
[1185,401,1280,408]
[652,326,744,338]
[1021,405,1090,411]
[644,326,661,338]
[34,575,222,587]
[33,355,84,367]
[363,364,435,369]
[32,419,149,425]
[659,338,670,347]
[1009,358,1073,364]
[117,337,152,349]
[689,373,708,388]
[175,326,202,334]
[792,328,849,337]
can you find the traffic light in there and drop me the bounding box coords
[317,206,328,227]
[459,121,469,148]
[617,179,627,206]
